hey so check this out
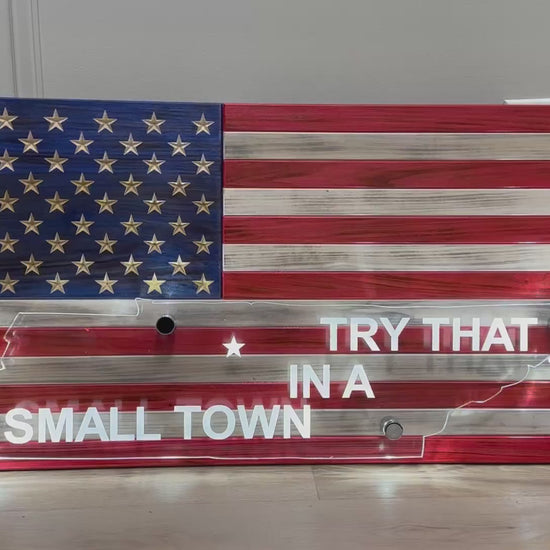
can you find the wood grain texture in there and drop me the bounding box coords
[0,381,549,411]
[224,160,550,189]
[224,187,550,216]
[2,472,550,550]
[5,437,550,469]
[1,299,548,327]
[223,272,550,299]
[1,354,545,384]
[225,132,550,160]
[4,325,550,355]
[223,243,550,271]
[224,216,550,244]
[224,104,550,132]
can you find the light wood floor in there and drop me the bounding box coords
[1,464,549,549]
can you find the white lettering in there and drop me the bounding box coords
[380,317,410,351]
[237,405,280,439]
[283,405,310,438]
[350,318,380,351]
[202,405,235,440]
[75,407,109,442]
[422,318,449,351]
[4,408,33,444]
[320,317,347,351]
[342,365,375,398]
[38,407,73,443]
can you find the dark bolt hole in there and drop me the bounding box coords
[156,316,175,335]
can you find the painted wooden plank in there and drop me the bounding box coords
[223,188,550,216]
[224,216,550,244]
[223,243,550,272]
[224,160,550,189]
[223,272,550,299]
[3,408,550,439]
[2,299,548,327]
[225,132,550,160]
[224,104,550,132]
[3,436,550,467]
[3,326,550,355]
[0,381,548,411]
[1,354,543,383]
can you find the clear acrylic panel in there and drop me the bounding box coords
[1,299,549,464]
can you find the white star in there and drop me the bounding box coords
[223,335,245,357]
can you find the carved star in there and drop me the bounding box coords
[193,113,214,135]
[0,232,18,253]
[95,273,118,294]
[168,175,190,196]
[44,109,67,131]
[193,273,213,294]
[94,110,117,133]
[46,233,69,253]
[72,214,94,235]
[0,149,17,171]
[168,135,190,156]
[143,273,165,294]
[19,131,42,153]
[0,273,18,294]
[119,133,142,155]
[169,255,190,275]
[143,153,165,174]
[21,254,43,275]
[119,174,142,195]
[121,254,142,275]
[223,336,245,357]
[47,273,69,294]
[19,172,43,194]
[72,254,94,275]
[144,234,165,254]
[193,234,213,254]
[143,112,165,134]
[45,150,68,172]
[95,193,117,213]
[0,108,17,130]
[71,173,94,195]
[143,193,165,214]
[95,233,117,254]
[169,215,189,235]
[94,151,117,173]
[45,191,69,213]
[20,213,43,235]
[193,194,214,215]
[70,132,94,154]
[120,214,142,235]
[0,190,18,212]
[193,154,213,175]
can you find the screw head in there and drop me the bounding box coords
[381,417,404,440]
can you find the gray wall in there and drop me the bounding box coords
[1,0,550,103]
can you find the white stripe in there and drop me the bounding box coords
[2,409,550,440]
[224,188,550,216]
[223,243,550,272]
[225,132,550,160]
[1,354,546,383]
[2,300,548,327]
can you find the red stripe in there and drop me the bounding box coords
[224,104,550,133]
[1,381,549,412]
[224,216,550,245]
[224,272,550,300]
[224,160,550,189]
[3,436,550,469]
[3,325,549,355]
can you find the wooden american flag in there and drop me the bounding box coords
[2,102,550,469]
